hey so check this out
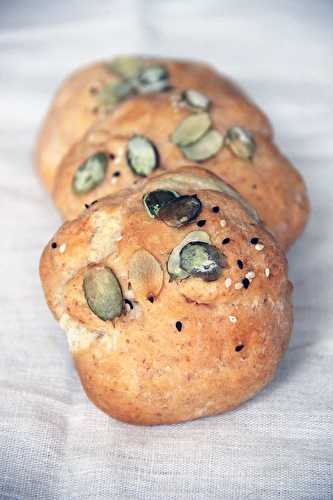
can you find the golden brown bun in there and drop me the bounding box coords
[40,168,293,425]
[36,57,272,192]
[53,93,309,249]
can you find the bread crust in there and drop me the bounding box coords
[53,93,309,249]
[36,57,272,192]
[40,168,293,425]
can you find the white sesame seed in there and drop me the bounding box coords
[255,243,264,251]
[114,157,121,165]
[116,235,123,241]
[111,176,119,184]
[59,243,66,253]
[225,278,232,288]
[229,315,237,323]
[235,282,243,290]
[265,268,270,278]
[246,271,255,280]
[220,219,227,228]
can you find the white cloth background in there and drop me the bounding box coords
[0,1,332,498]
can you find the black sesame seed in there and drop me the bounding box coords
[109,153,115,160]
[197,219,206,227]
[250,237,259,245]
[212,206,220,213]
[242,278,250,289]
[235,344,244,352]
[147,294,155,303]
[222,238,230,245]
[85,203,90,209]
[51,242,57,249]
[91,200,98,206]
[124,299,134,310]
[237,259,244,269]
[112,171,121,177]
[176,321,182,332]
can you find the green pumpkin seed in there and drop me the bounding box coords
[96,80,132,107]
[135,65,170,94]
[158,195,202,227]
[225,126,256,160]
[83,267,123,321]
[180,242,225,282]
[143,190,179,218]
[167,231,211,280]
[181,129,223,161]
[182,89,211,110]
[72,152,108,194]
[171,112,211,147]
[127,135,159,176]
[108,56,144,79]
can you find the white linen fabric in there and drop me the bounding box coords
[0,1,332,498]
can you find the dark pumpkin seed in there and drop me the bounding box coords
[96,80,132,107]
[135,65,169,94]
[127,135,159,176]
[158,195,202,227]
[143,190,179,218]
[83,267,123,321]
[182,89,211,110]
[180,242,225,281]
[181,129,223,161]
[72,152,108,194]
[225,126,256,160]
[108,56,143,79]
[171,112,211,147]
[167,231,211,280]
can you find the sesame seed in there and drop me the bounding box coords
[111,176,119,184]
[59,243,66,253]
[51,242,57,249]
[265,268,270,278]
[229,315,237,323]
[242,278,250,289]
[250,237,259,245]
[235,344,244,352]
[176,321,183,332]
[220,219,226,227]
[147,294,155,303]
[222,237,230,245]
[212,206,220,213]
[225,278,232,288]
[237,259,244,269]
[112,171,121,177]
[246,271,255,280]
[197,219,206,227]
[255,243,264,251]
[235,282,243,290]
[124,299,134,310]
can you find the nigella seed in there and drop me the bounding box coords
[235,344,244,352]
[197,219,206,227]
[176,321,183,332]
[222,238,230,245]
[51,242,57,249]
[250,237,259,245]
[212,206,220,213]
[242,278,250,289]
[237,259,244,269]
[124,299,134,310]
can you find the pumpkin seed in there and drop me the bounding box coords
[181,129,223,161]
[182,89,211,110]
[158,195,202,227]
[83,266,123,321]
[143,190,179,218]
[225,126,256,160]
[180,242,225,282]
[167,231,211,280]
[127,135,159,176]
[135,65,170,94]
[171,112,211,147]
[128,249,163,302]
[72,152,108,194]
[108,56,144,79]
[96,80,132,107]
